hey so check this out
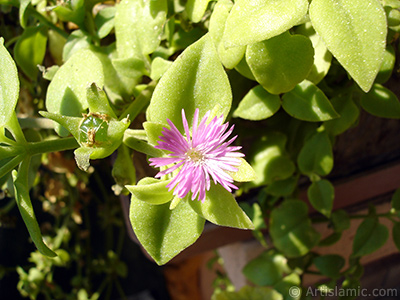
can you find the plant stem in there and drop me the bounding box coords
[27,6,69,39]
[27,137,79,156]
[18,117,55,129]
[118,81,156,121]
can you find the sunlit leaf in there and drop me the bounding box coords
[309,0,387,92]
[223,0,308,47]
[307,179,334,218]
[361,83,400,119]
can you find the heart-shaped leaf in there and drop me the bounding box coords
[352,217,388,257]
[360,83,400,119]
[307,179,334,218]
[223,0,309,47]
[147,34,232,131]
[246,32,314,94]
[309,0,387,92]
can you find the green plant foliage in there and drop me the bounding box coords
[391,188,400,211]
[360,83,400,119]
[233,85,281,121]
[246,33,314,94]
[45,49,104,136]
[212,286,283,300]
[264,177,298,197]
[126,177,174,205]
[0,38,19,128]
[14,26,48,79]
[270,200,320,257]
[297,130,333,176]
[313,255,345,278]
[376,45,396,83]
[323,94,360,136]
[129,195,205,265]
[209,0,245,69]
[352,217,389,257]
[248,132,295,186]
[393,222,400,251]
[243,250,290,286]
[309,0,387,92]
[223,0,308,47]
[94,6,116,39]
[189,184,254,229]
[147,34,232,130]
[331,209,351,232]
[186,0,212,23]
[115,0,167,57]
[227,157,257,182]
[307,179,334,218]
[282,80,339,122]
[111,144,136,195]
[12,158,56,257]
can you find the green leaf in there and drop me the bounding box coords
[393,222,400,251]
[19,0,30,28]
[227,157,256,182]
[14,26,48,80]
[222,0,308,47]
[111,144,136,195]
[360,83,400,119]
[233,85,281,121]
[186,0,211,23]
[318,232,342,246]
[212,286,283,300]
[115,0,167,57]
[323,94,359,136]
[62,30,91,62]
[273,273,301,300]
[243,250,290,286]
[265,177,298,197]
[209,0,245,69]
[307,179,334,218]
[12,158,56,257]
[297,130,333,176]
[45,49,104,136]
[189,184,254,229]
[150,57,172,80]
[282,80,339,122]
[352,217,389,257]
[94,6,116,39]
[331,209,350,232]
[0,38,19,128]
[376,45,396,84]
[246,32,314,95]
[391,188,400,211]
[296,22,332,84]
[270,200,320,257]
[129,195,205,265]
[53,0,85,25]
[313,255,345,278]
[309,0,387,92]
[86,83,117,118]
[126,177,174,205]
[147,34,232,130]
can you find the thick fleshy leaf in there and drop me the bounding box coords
[360,83,400,119]
[95,6,116,39]
[126,177,174,205]
[246,32,314,94]
[265,177,298,197]
[0,38,19,128]
[282,80,339,122]
[212,286,283,300]
[227,157,256,182]
[391,188,400,211]
[296,22,332,84]
[209,0,245,69]
[130,195,205,265]
[270,200,320,257]
[307,179,334,218]
[115,0,167,57]
[111,144,136,195]
[233,85,281,121]
[14,26,48,79]
[376,45,396,84]
[12,158,56,257]
[86,83,117,119]
[46,49,104,136]
[249,132,295,186]
[150,57,172,80]
[189,184,254,229]
[313,255,345,278]
[323,94,359,136]
[309,0,387,92]
[243,250,290,286]
[147,34,232,131]
[223,0,308,47]
[331,209,350,232]
[352,217,389,257]
[297,130,333,176]
[273,273,301,300]
[186,0,211,23]
[62,30,91,62]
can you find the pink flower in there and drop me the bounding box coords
[149,108,244,202]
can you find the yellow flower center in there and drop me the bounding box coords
[185,147,205,165]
